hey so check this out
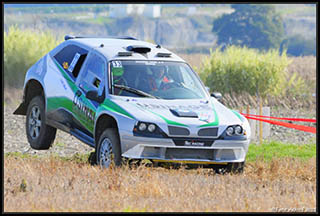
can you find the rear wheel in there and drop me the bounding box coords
[96,128,122,168]
[26,96,56,150]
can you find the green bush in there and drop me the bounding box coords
[4,26,61,88]
[199,45,291,98]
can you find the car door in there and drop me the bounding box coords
[72,52,106,141]
[46,44,88,132]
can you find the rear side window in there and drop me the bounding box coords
[54,45,88,79]
[78,54,105,95]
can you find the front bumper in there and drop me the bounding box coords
[121,135,250,164]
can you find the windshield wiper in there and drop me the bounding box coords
[113,84,159,99]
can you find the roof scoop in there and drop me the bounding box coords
[157,52,171,57]
[127,45,151,53]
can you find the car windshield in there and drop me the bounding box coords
[110,60,208,100]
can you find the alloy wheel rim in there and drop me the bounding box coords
[28,106,41,139]
[99,138,113,168]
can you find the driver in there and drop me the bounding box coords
[148,65,170,91]
[112,67,127,95]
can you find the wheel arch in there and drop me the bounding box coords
[94,113,119,147]
[14,79,46,115]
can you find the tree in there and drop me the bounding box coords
[280,35,316,56]
[212,4,284,51]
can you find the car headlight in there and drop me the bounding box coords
[226,126,234,136]
[220,125,247,140]
[148,124,156,132]
[133,121,168,138]
[234,125,243,135]
[138,122,147,131]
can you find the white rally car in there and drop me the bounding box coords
[14,35,251,172]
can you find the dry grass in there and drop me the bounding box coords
[178,53,208,70]
[4,156,316,212]
[287,56,316,82]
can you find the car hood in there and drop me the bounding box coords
[108,96,245,128]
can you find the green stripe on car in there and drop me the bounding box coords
[100,99,135,120]
[231,110,245,122]
[47,96,73,112]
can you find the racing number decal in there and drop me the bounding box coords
[112,61,122,68]
[73,90,95,123]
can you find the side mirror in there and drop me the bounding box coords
[86,90,105,103]
[211,92,222,100]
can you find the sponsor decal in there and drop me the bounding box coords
[198,102,219,127]
[198,112,211,123]
[73,92,95,122]
[184,140,205,146]
[134,61,165,65]
[59,79,68,91]
[135,102,210,111]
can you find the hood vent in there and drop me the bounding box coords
[127,45,151,53]
[170,109,198,118]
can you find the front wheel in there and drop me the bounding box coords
[96,128,122,168]
[26,96,57,150]
[216,162,245,174]
[226,162,245,173]
[211,162,245,174]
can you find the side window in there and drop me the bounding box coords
[54,45,88,79]
[78,54,105,95]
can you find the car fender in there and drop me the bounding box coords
[14,55,49,115]
[93,107,136,145]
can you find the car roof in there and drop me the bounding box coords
[66,38,186,62]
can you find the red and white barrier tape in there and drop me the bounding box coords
[240,113,316,123]
[241,114,316,134]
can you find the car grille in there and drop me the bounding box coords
[198,127,218,136]
[168,126,190,136]
[165,148,215,160]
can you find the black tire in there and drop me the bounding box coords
[227,162,245,174]
[96,128,122,168]
[213,162,245,174]
[26,96,57,150]
[88,151,97,166]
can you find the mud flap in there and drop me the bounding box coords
[13,102,27,115]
